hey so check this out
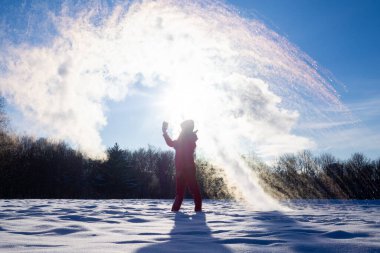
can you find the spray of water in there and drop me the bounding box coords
[0,0,349,210]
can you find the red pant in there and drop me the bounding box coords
[171,169,202,212]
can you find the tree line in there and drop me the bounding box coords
[0,98,379,199]
[0,132,232,199]
[257,150,380,199]
[1,130,379,199]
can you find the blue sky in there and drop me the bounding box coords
[1,0,380,160]
[231,0,380,159]
[236,0,380,94]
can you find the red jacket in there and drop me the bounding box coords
[163,131,197,172]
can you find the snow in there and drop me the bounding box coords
[0,199,379,252]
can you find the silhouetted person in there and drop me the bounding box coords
[162,120,202,212]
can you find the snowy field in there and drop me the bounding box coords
[0,199,379,253]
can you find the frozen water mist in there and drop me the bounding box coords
[0,0,349,210]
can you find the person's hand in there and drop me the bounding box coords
[162,121,168,133]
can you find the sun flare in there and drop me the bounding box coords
[0,0,350,210]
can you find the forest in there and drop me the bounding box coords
[0,97,379,200]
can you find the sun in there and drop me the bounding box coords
[158,80,213,132]
[161,85,203,127]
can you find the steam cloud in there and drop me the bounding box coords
[0,0,349,210]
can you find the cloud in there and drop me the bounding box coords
[348,96,380,120]
[316,125,380,158]
[297,120,358,130]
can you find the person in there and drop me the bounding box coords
[162,120,202,212]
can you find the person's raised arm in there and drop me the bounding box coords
[162,121,175,148]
